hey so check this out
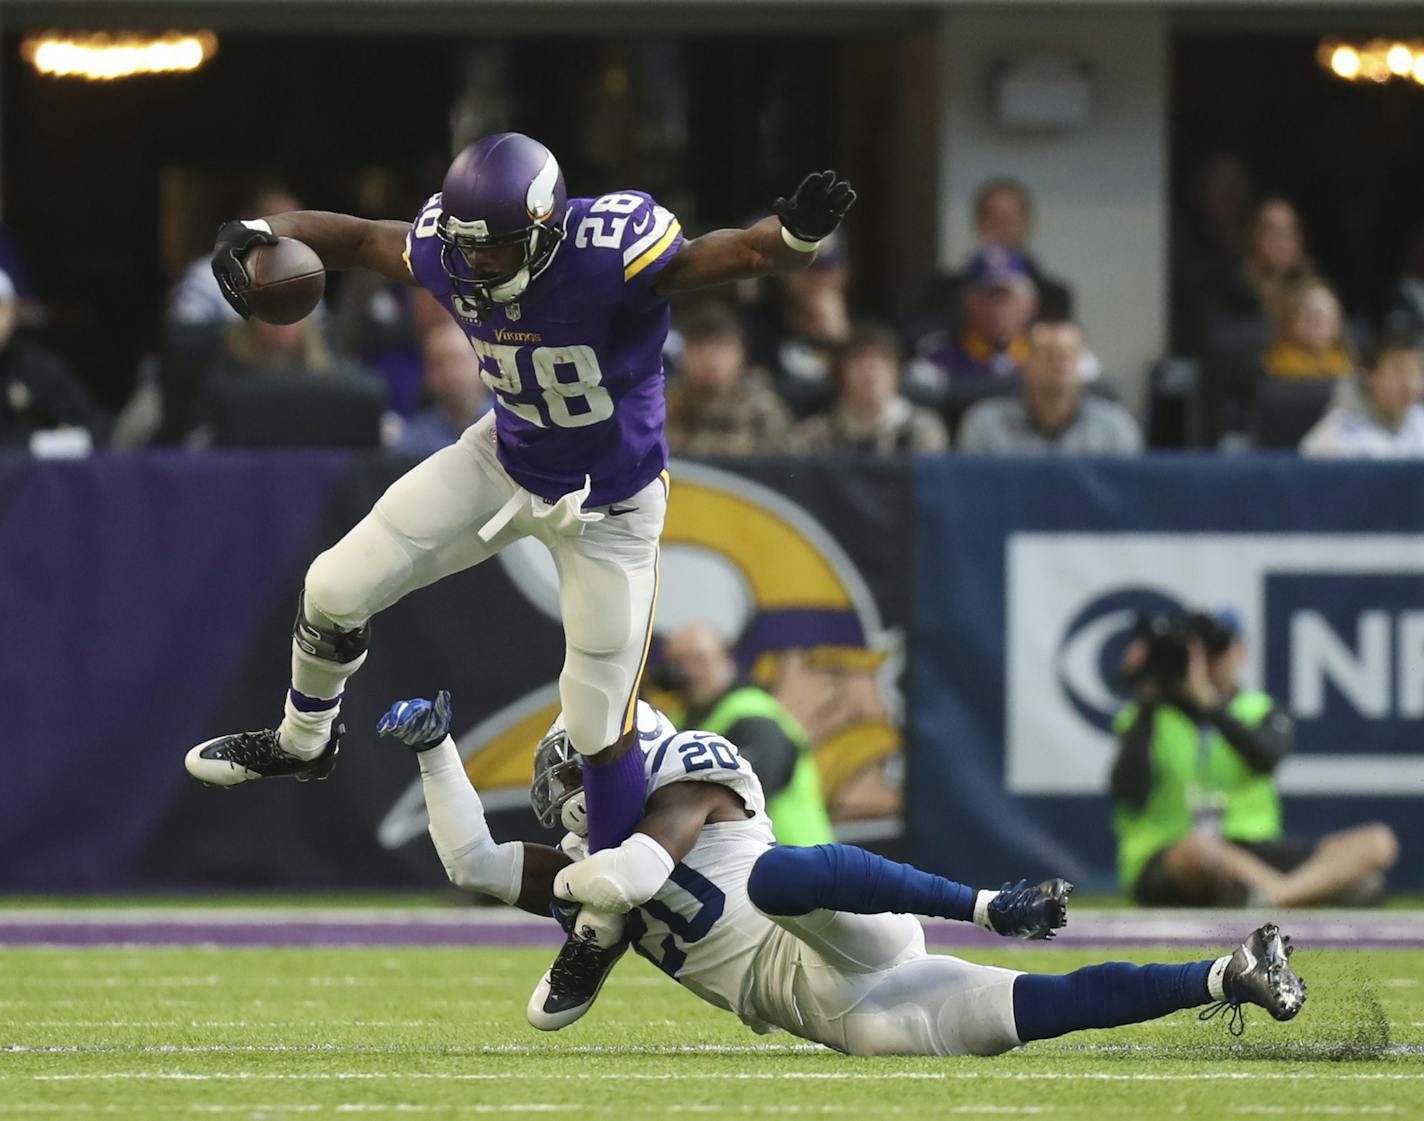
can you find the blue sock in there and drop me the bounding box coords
[582,749,646,853]
[1012,960,1214,1042]
[747,844,976,922]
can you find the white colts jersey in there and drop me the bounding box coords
[562,730,781,1030]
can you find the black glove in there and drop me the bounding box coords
[774,170,857,243]
[211,220,279,319]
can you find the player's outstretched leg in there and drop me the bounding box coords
[185,432,520,787]
[1013,923,1306,1042]
[748,844,1071,940]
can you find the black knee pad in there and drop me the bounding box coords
[293,590,370,664]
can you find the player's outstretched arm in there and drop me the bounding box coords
[377,694,573,918]
[652,170,856,293]
[212,211,415,316]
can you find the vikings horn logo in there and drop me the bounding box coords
[376,461,904,850]
[525,154,560,222]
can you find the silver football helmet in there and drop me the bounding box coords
[529,702,677,836]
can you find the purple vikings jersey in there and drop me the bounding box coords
[404,190,683,505]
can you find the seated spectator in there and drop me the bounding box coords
[907,248,1038,401]
[793,327,947,455]
[169,187,303,327]
[1301,330,1424,458]
[1112,609,1397,906]
[665,304,793,457]
[211,315,340,380]
[763,235,853,416]
[0,268,102,449]
[967,178,1073,320]
[957,320,1140,455]
[1201,196,1316,352]
[1260,279,1354,380]
[395,321,491,456]
[187,313,375,446]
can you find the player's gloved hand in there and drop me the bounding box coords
[980,878,1073,940]
[211,219,279,319]
[774,170,857,245]
[376,690,453,751]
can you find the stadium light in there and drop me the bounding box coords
[1328,45,1361,80]
[1319,37,1424,86]
[20,31,218,80]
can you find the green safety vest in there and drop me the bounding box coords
[688,686,836,846]
[1112,691,1282,893]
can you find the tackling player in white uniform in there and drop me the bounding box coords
[378,691,1307,1055]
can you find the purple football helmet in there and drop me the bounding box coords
[437,132,568,310]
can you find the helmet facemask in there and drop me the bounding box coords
[529,726,588,836]
[437,214,563,315]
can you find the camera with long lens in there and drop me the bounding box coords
[1127,612,1193,689]
[1127,610,1237,691]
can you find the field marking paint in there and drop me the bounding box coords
[15,1071,1424,1084]
[1061,1043,1424,1056]
[2,1043,827,1056]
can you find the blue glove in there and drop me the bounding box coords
[376,690,452,750]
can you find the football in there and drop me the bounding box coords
[242,236,325,325]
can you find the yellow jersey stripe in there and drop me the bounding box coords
[624,221,682,283]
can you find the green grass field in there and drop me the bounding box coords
[3,942,1422,1120]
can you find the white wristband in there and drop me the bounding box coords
[780,226,822,254]
[973,889,998,932]
[241,219,273,235]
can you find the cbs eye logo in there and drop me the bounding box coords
[1054,588,1185,733]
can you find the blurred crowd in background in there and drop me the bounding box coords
[4,164,1424,462]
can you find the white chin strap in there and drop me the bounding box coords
[561,792,589,837]
[488,266,530,304]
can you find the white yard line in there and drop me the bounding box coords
[13,1071,1424,1083]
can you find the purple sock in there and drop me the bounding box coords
[583,748,647,853]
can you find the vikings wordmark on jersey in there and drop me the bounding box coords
[406,190,684,507]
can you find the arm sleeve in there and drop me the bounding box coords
[417,736,524,904]
[1109,704,1157,812]
[1207,703,1294,775]
[724,715,798,799]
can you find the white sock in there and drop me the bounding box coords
[574,906,626,949]
[1207,954,1232,1001]
[277,641,367,758]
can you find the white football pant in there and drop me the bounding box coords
[751,908,1023,1057]
[300,410,665,756]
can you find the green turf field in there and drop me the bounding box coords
[2,944,1421,1120]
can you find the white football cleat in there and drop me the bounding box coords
[527,907,627,1031]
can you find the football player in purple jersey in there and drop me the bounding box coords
[184,133,854,1000]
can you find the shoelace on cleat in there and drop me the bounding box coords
[222,731,288,767]
[546,938,606,999]
[1198,999,1247,1037]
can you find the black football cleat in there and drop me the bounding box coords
[1200,923,1307,1036]
[527,911,627,1031]
[987,878,1073,940]
[184,725,342,787]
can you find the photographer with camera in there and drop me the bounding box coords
[1111,609,1397,907]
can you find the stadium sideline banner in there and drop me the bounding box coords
[1,452,912,891]
[910,455,1424,893]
